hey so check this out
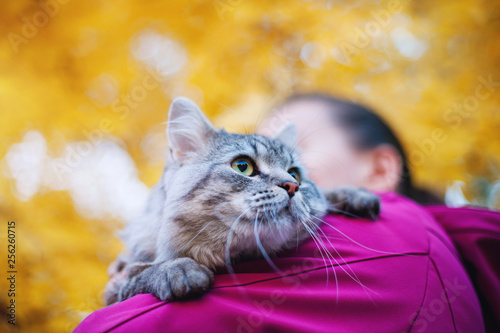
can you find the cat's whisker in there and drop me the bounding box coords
[264,209,276,233]
[254,212,283,275]
[316,234,344,241]
[267,208,281,239]
[222,208,256,304]
[263,210,270,224]
[265,204,278,234]
[271,204,285,240]
[312,206,380,231]
[182,223,211,250]
[307,217,381,306]
[306,216,376,299]
[306,220,349,305]
[252,97,278,134]
[225,208,251,276]
[305,217,376,304]
[217,102,250,135]
[313,204,368,220]
[309,212,404,256]
[301,219,341,303]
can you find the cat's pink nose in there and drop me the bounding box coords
[280,181,299,198]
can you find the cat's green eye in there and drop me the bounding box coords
[231,157,255,176]
[288,168,301,184]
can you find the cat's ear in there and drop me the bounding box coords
[167,97,217,162]
[273,123,297,148]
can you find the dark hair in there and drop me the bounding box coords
[281,93,441,204]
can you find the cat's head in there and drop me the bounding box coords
[162,97,326,268]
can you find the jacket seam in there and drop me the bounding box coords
[105,252,428,332]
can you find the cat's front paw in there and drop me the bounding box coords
[120,257,214,302]
[324,186,380,220]
[166,257,214,300]
[104,262,151,305]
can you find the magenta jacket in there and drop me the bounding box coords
[76,193,499,332]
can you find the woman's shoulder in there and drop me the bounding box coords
[424,203,500,332]
[74,192,486,333]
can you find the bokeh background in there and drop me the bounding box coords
[1,0,499,331]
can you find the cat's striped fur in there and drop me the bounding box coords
[104,97,379,304]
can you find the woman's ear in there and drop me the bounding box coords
[366,144,402,192]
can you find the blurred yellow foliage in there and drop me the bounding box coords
[0,0,499,331]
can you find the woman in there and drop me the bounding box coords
[76,93,498,332]
[258,93,440,204]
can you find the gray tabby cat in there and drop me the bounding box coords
[103,97,380,305]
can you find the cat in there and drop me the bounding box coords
[103,97,380,305]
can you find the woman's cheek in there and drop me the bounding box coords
[300,150,352,188]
